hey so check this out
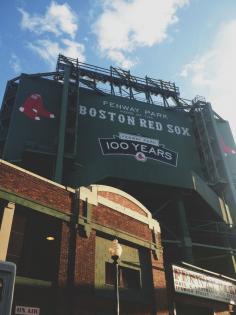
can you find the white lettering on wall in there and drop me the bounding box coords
[15,306,40,315]
[79,105,191,137]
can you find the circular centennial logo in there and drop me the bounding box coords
[135,152,147,162]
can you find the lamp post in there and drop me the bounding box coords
[109,239,122,315]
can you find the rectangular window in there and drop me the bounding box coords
[7,207,61,281]
[105,262,114,286]
[120,266,141,289]
[105,262,141,289]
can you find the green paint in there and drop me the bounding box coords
[95,236,153,302]
[79,215,158,251]
[78,200,92,237]
[16,276,52,288]
[176,197,194,264]
[0,188,70,221]
[54,65,71,183]
[73,81,80,156]
[2,75,62,162]
[67,88,203,189]
[152,228,160,259]
[84,200,92,224]
[215,118,236,223]
[191,171,223,217]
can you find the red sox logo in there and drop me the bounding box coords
[135,152,147,162]
[219,137,236,156]
[19,93,55,121]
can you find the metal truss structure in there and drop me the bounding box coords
[56,54,187,107]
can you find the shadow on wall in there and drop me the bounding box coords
[12,284,170,315]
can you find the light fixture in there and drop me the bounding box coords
[46,236,55,241]
[109,239,122,260]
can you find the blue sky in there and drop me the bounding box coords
[1,0,236,139]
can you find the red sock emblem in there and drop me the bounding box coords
[219,137,236,155]
[19,93,55,121]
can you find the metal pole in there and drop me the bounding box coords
[54,64,71,183]
[113,256,119,315]
[67,188,80,315]
[176,197,194,263]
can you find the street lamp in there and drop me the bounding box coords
[109,239,122,315]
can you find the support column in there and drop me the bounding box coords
[0,202,15,260]
[207,103,236,224]
[54,64,71,183]
[176,197,194,263]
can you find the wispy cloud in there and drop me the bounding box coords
[92,0,188,68]
[180,20,236,138]
[9,54,22,74]
[18,1,78,39]
[18,1,85,66]
[28,39,85,67]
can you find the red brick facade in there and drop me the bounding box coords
[0,161,72,213]
[0,160,234,315]
[93,204,152,240]
[98,191,148,217]
[0,160,170,315]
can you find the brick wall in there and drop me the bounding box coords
[98,190,148,217]
[0,161,169,314]
[0,160,72,213]
[93,204,152,240]
[151,247,170,315]
[58,222,70,287]
[75,229,96,288]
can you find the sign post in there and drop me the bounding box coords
[0,261,16,315]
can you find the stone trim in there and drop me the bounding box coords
[79,186,98,206]
[0,202,15,260]
[95,185,149,214]
[80,185,160,233]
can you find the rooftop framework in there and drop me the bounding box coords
[56,54,186,107]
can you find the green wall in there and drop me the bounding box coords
[69,88,202,189]
[6,77,234,194]
[215,119,236,220]
[216,119,236,184]
[3,75,62,161]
